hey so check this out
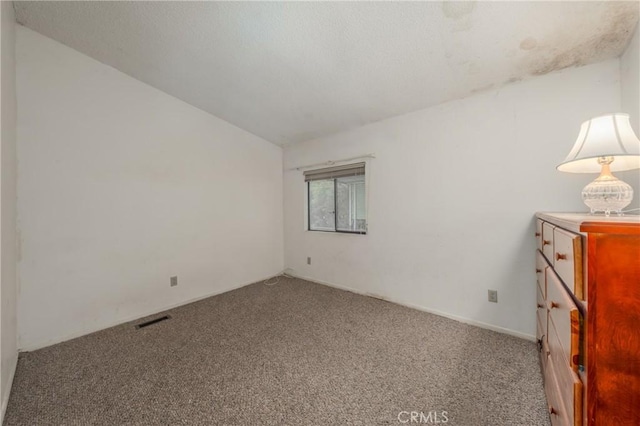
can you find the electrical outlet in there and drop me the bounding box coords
[307,257,311,265]
[488,290,498,303]
[170,276,178,287]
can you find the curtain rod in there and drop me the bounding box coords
[286,154,376,171]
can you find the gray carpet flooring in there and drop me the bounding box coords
[4,277,550,425]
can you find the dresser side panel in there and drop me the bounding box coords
[587,233,640,425]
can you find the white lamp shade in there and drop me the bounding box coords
[557,113,640,173]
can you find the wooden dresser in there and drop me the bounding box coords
[535,213,640,426]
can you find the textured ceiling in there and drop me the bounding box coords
[14,1,639,146]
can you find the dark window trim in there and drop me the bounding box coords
[307,181,311,232]
[310,229,367,235]
[334,178,338,231]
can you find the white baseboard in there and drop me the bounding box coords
[1,353,18,424]
[19,272,283,352]
[21,269,535,351]
[285,271,536,342]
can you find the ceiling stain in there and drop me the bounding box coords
[13,1,639,145]
[470,82,495,94]
[526,2,638,77]
[519,37,537,51]
[442,1,476,20]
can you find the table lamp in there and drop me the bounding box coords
[557,113,640,216]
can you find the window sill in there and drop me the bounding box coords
[306,230,367,236]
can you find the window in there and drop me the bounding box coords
[304,163,366,234]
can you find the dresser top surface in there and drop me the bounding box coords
[536,212,640,234]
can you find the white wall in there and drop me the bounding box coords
[284,60,620,338]
[16,26,284,350]
[620,21,640,210]
[0,0,18,421]
[622,22,640,134]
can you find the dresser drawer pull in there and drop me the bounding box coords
[543,240,551,246]
[550,301,559,309]
[555,252,567,261]
[535,232,541,237]
[537,303,544,309]
[536,268,542,274]
[549,406,557,415]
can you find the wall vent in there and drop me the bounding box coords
[135,315,171,329]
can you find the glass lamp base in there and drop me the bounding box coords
[582,174,633,217]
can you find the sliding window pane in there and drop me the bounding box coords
[308,179,335,231]
[336,175,366,232]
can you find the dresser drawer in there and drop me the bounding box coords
[540,337,549,377]
[542,222,555,261]
[546,268,581,370]
[537,281,547,342]
[545,360,572,426]
[538,309,548,378]
[536,219,544,251]
[548,317,583,426]
[553,227,584,300]
[536,250,549,298]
